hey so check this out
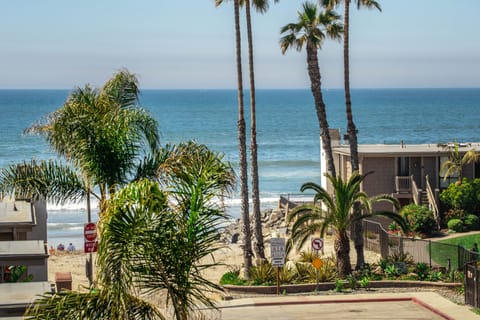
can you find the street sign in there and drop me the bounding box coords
[84,222,97,242]
[84,241,98,253]
[311,238,324,251]
[312,257,323,269]
[270,237,286,267]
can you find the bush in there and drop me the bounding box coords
[447,218,464,232]
[465,214,480,231]
[400,204,437,235]
[250,261,275,285]
[440,178,480,213]
[220,270,245,285]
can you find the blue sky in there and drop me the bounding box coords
[1,0,479,89]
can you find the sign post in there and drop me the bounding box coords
[84,222,98,253]
[311,238,324,291]
[270,238,286,295]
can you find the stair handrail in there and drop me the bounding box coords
[425,174,441,230]
[411,175,420,205]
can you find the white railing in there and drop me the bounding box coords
[425,175,441,230]
[411,175,420,205]
[395,176,411,193]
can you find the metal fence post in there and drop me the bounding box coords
[429,240,432,267]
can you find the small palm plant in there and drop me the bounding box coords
[440,142,479,184]
[287,172,408,277]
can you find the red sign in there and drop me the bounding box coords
[84,222,97,242]
[84,241,98,253]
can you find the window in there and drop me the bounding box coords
[397,157,409,176]
[439,156,457,188]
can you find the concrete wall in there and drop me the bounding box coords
[362,157,396,212]
[27,201,47,243]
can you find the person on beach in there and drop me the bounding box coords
[57,243,65,251]
[67,243,75,252]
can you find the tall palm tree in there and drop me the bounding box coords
[323,0,381,269]
[25,70,160,285]
[441,142,479,184]
[29,70,160,209]
[287,172,407,277]
[26,143,235,320]
[215,0,253,278]
[280,2,343,178]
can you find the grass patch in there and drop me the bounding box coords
[438,234,480,248]
[430,234,480,269]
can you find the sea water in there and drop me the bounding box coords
[1,88,479,248]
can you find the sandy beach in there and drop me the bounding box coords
[48,234,380,291]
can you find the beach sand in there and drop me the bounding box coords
[48,234,380,291]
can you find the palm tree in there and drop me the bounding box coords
[287,172,407,277]
[215,0,253,279]
[280,2,343,178]
[26,143,235,319]
[323,0,381,269]
[441,142,479,184]
[25,70,159,285]
[0,159,87,204]
[29,70,160,209]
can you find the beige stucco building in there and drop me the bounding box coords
[320,130,480,217]
[0,198,50,317]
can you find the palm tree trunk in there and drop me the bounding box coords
[306,43,336,178]
[245,0,265,261]
[334,231,352,277]
[343,0,365,269]
[234,0,253,278]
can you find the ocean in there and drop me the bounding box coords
[1,88,479,248]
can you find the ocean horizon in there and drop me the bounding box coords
[1,88,479,248]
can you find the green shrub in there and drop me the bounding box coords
[334,279,344,292]
[251,261,275,285]
[440,178,480,213]
[415,262,430,280]
[279,266,296,284]
[298,250,318,263]
[447,218,464,232]
[400,204,436,235]
[220,270,245,285]
[465,214,480,230]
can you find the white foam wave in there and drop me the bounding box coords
[47,199,99,211]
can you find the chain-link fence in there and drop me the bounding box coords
[363,219,478,271]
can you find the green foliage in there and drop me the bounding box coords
[315,257,337,282]
[440,178,480,213]
[384,264,399,279]
[448,218,464,232]
[220,271,245,286]
[288,172,405,278]
[465,214,480,231]
[293,262,317,283]
[360,276,370,289]
[388,222,399,231]
[334,279,344,292]
[345,274,358,290]
[400,204,436,235]
[279,266,297,284]
[386,252,415,265]
[250,262,275,285]
[298,250,318,263]
[6,266,33,283]
[415,262,429,280]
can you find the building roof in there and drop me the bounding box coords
[332,142,480,157]
[0,199,35,226]
[0,282,52,310]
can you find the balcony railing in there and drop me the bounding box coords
[395,176,411,193]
